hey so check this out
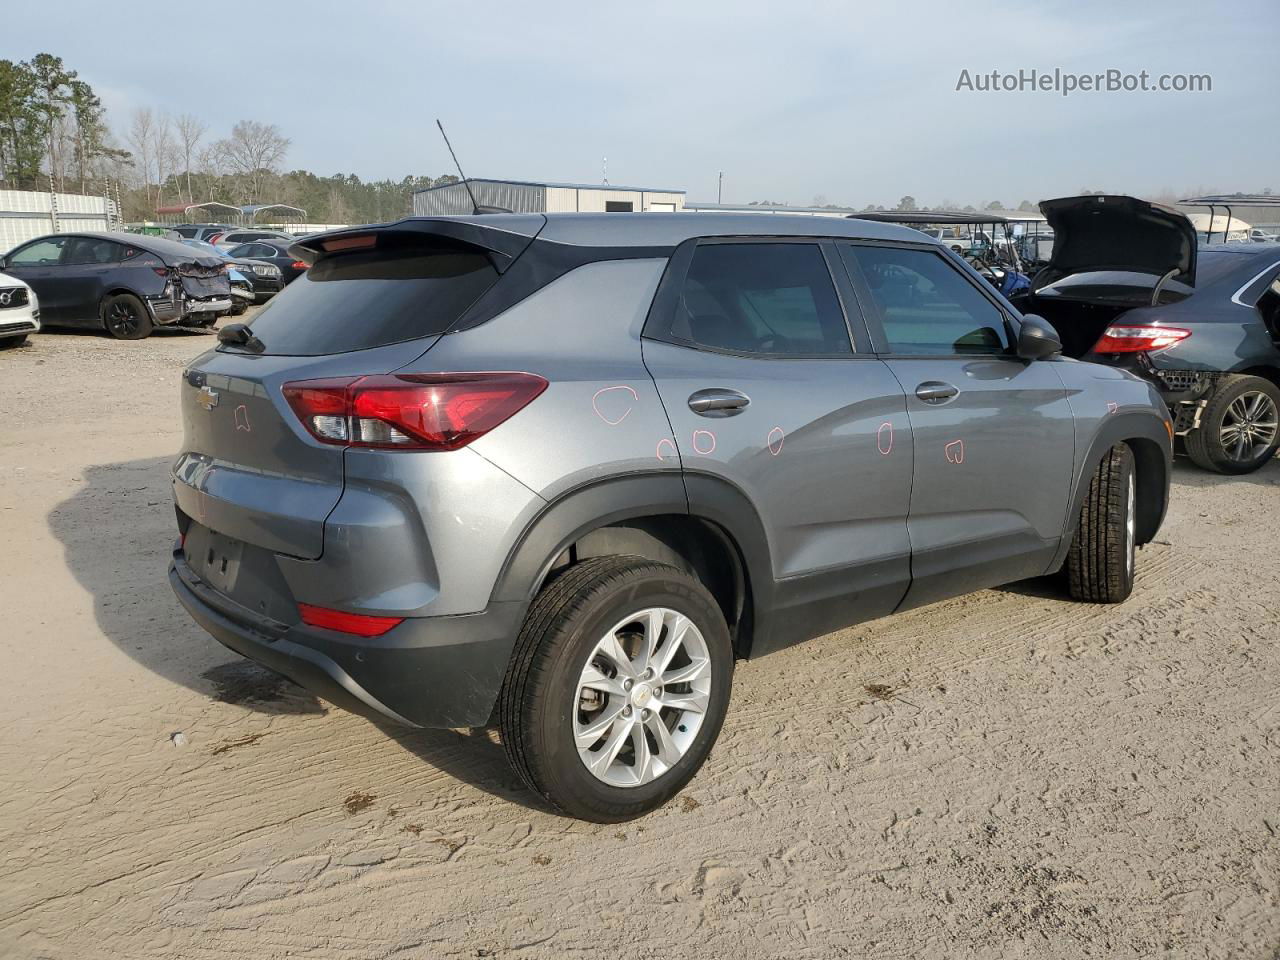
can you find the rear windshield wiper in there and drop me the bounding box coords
[217,323,266,353]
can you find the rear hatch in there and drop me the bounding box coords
[1034,195,1198,292]
[173,216,544,560]
[172,255,231,298]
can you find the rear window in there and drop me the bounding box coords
[241,242,499,355]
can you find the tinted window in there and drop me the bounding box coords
[9,237,66,265]
[242,241,499,356]
[670,243,851,356]
[842,245,1010,355]
[62,237,125,264]
[228,244,257,258]
[173,226,200,238]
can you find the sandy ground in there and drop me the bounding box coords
[0,321,1278,960]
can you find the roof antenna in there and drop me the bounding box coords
[436,120,508,215]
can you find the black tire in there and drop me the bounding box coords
[0,334,27,349]
[1184,375,1280,475]
[1067,443,1137,603]
[499,556,733,822]
[101,293,153,340]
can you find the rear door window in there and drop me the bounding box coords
[668,242,852,356]
[241,241,500,355]
[841,244,1011,355]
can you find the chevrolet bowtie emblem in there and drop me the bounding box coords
[197,386,220,410]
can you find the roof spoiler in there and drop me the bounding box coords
[287,215,545,272]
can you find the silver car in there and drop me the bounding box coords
[169,213,1173,821]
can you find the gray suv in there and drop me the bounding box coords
[169,213,1172,821]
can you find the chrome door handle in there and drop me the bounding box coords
[915,381,959,404]
[688,388,751,417]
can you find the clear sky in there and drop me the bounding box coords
[6,0,1276,207]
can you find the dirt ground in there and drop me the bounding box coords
[1,322,1277,960]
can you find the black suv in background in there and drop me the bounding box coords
[0,232,231,339]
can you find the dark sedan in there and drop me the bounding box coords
[1011,195,1280,474]
[227,239,309,284]
[0,232,231,339]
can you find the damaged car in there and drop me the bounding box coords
[1011,195,1280,474]
[0,232,231,340]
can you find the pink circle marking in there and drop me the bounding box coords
[877,421,894,456]
[655,437,677,462]
[692,429,716,455]
[592,385,638,426]
[767,426,785,456]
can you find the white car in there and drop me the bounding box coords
[0,271,39,349]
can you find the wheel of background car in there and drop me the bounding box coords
[1184,375,1280,475]
[1067,443,1137,604]
[101,293,153,340]
[498,555,733,822]
[0,334,27,349]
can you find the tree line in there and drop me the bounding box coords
[0,52,458,224]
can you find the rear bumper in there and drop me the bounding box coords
[169,547,527,728]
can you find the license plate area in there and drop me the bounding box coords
[186,525,245,595]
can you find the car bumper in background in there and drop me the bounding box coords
[169,546,527,729]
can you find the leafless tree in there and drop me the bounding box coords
[215,120,289,200]
[153,113,177,207]
[175,113,206,204]
[126,107,155,208]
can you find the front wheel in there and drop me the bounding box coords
[1067,443,1137,603]
[1185,375,1280,474]
[101,293,153,340]
[499,556,733,822]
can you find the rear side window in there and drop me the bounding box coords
[669,242,851,356]
[842,245,1011,355]
[242,242,499,355]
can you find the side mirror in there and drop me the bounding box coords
[1016,313,1062,360]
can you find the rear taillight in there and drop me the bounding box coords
[290,261,308,270]
[207,233,223,244]
[297,603,404,637]
[1093,325,1192,354]
[152,266,169,278]
[282,372,548,451]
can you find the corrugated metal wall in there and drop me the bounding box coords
[414,182,685,215]
[0,189,117,251]
[414,182,547,215]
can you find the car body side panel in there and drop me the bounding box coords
[885,355,1077,610]
[425,258,681,501]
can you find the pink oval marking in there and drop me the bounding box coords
[692,429,716,455]
[592,385,638,426]
[655,437,678,462]
[767,426,785,456]
[944,439,965,464]
[877,421,894,456]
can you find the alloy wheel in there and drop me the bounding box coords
[107,301,141,337]
[1220,390,1279,463]
[574,607,711,787]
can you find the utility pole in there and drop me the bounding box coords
[718,171,723,204]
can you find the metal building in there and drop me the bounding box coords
[413,178,685,216]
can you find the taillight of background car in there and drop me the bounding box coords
[282,372,548,450]
[1093,325,1192,353]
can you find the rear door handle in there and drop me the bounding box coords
[915,381,959,404]
[688,388,751,417]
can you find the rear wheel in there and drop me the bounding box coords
[1185,375,1280,474]
[101,293,153,340]
[0,334,27,349]
[499,556,733,822]
[1067,443,1137,603]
